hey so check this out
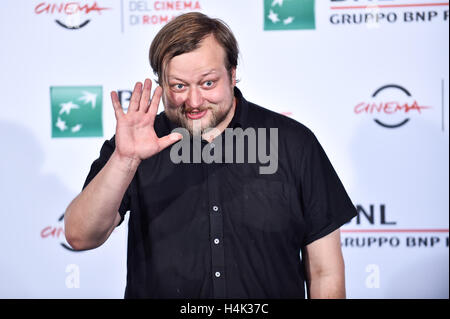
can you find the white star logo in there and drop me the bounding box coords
[78,91,97,109]
[283,16,294,25]
[59,101,79,115]
[71,124,82,133]
[268,9,280,23]
[55,117,68,131]
[272,0,283,7]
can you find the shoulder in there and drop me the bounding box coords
[245,99,317,146]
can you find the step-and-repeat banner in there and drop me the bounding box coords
[0,0,448,298]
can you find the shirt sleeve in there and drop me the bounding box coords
[298,129,357,246]
[82,136,131,226]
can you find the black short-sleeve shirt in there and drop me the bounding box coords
[83,87,357,299]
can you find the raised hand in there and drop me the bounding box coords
[110,79,182,162]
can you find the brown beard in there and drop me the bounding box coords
[165,101,233,137]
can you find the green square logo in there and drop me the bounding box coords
[264,0,315,31]
[50,86,103,138]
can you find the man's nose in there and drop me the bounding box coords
[186,87,204,108]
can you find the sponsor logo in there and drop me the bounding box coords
[342,204,449,248]
[117,89,132,112]
[328,0,449,27]
[264,0,316,30]
[34,1,111,29]
[124,0,203,31]
[50,86,103,138]
[354,84,431,129]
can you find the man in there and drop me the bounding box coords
[64,12,356,299]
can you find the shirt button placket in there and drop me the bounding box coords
[206,148,225,298]
[210,202,225,296]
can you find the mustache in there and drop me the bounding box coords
[181,105,213,114]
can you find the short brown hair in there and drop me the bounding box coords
[149,12,239,86]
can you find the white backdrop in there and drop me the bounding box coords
[0,0,448,298]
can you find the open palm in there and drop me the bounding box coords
[111,79,181,161]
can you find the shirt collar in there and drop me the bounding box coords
[229,86,248,129]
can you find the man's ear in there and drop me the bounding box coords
[231,68,237,86]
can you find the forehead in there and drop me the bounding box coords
[166,35,227,80]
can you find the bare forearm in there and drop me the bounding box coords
[65,79,180,250]
[303,229,346,299]
[308,273,346,299]
[64,151,140,250]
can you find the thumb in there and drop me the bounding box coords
[158,132,183,151]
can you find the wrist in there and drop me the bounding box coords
[110,151,141,175]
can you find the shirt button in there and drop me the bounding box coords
[214,238,220,245]
[212,205,219,212]
[215,272,221,278]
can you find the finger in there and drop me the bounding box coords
[110,91,124,120]
[139,78,152,113]
[148,86,163,123]
[128,82,143,112]
[158,132,183,151]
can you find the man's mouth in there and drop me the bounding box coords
[185,109,208,120]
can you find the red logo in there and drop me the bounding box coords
[127,1,203,27]
[34,2,110,29]
[354,84,431,128]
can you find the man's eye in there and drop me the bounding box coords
[174,84,184,90]
[204,80,214,88]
